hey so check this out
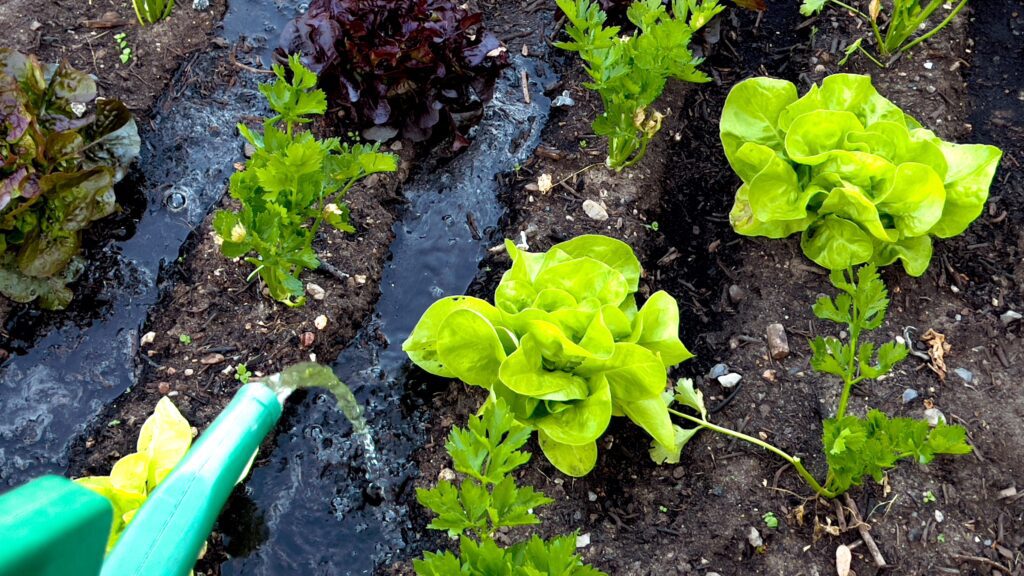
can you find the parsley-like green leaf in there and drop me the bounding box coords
[799,0,827,16]
[823,410,972,494]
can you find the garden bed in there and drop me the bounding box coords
[0,0,1020,575]
[415,3,1023,575]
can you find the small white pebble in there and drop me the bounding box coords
[576,533,591,548]
[140,331,156,346]
[314,315,328,330]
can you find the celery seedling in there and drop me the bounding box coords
[656,265,971,498]
[800,0,969,65]
[555,0,723,170]
[213,55,397,306]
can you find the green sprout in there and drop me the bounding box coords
[114,33,132,64]
[178,334,192,345]
[762,512,779,529]
[235,363,252,384]
[923,490,937,504]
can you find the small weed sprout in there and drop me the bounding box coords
[178,334,192,345]
[234,363,252,384]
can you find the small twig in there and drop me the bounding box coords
[844,494,887,568]
[949,553,1012,574]
[230,46,275,75]
[520,68,531,104]
[316,259,350,281]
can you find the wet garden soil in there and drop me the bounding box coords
[0,0,1020,574]
[412,3,1024,576]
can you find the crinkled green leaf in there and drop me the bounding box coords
[438,309,507,388]
[801,215,874,271]
[533,376,612,446]
[403,295,501,377]
[721,74,1001,275]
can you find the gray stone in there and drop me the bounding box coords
[708,363,729,379]
[728,284,746,304]
[766,323,790,360]
[924,408,946,427]
[746,527,763,548]
[954,367,974,384]
[1001,310,1022,325]
[902,388,920,404]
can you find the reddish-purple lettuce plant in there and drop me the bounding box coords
[277,0,508,149]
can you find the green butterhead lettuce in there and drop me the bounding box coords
[720,74,1002,276]
[403,235,693,476]
[76,397,192,551]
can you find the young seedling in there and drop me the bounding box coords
[178,334,192,345]
[655,265,973,498]
[800,0,969,66]
[114,33,132,63]
[415,399,605,575]
[234,363,252,384]
[762,511,779,529]
[213,55,397,306]
[555,0,723,170]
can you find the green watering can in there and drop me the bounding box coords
[0,381,289,576]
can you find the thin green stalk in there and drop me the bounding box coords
[669,409,837,499]
[899,0,969,53]
[827,0,868,19]
[835,268,860,419]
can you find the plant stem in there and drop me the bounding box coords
[827,0,868,19]
[899,0,969,54]
[669,409,837,499]
[836,267,860,420]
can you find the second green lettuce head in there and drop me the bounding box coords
[720,73,1002,276]
[402,235,692,477]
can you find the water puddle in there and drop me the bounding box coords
[219,52,556,574]
[0,2,308,488]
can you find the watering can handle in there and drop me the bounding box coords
[101,382,284,576]
[0,476,112,576]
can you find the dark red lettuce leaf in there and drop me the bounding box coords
[277,0,509,146]
[0,49,139,309]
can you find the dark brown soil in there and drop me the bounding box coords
[410,3,1024,576]
[0,0,226,113]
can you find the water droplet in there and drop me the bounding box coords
[163,188,187,212]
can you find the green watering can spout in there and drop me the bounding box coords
[99,381,285,576]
